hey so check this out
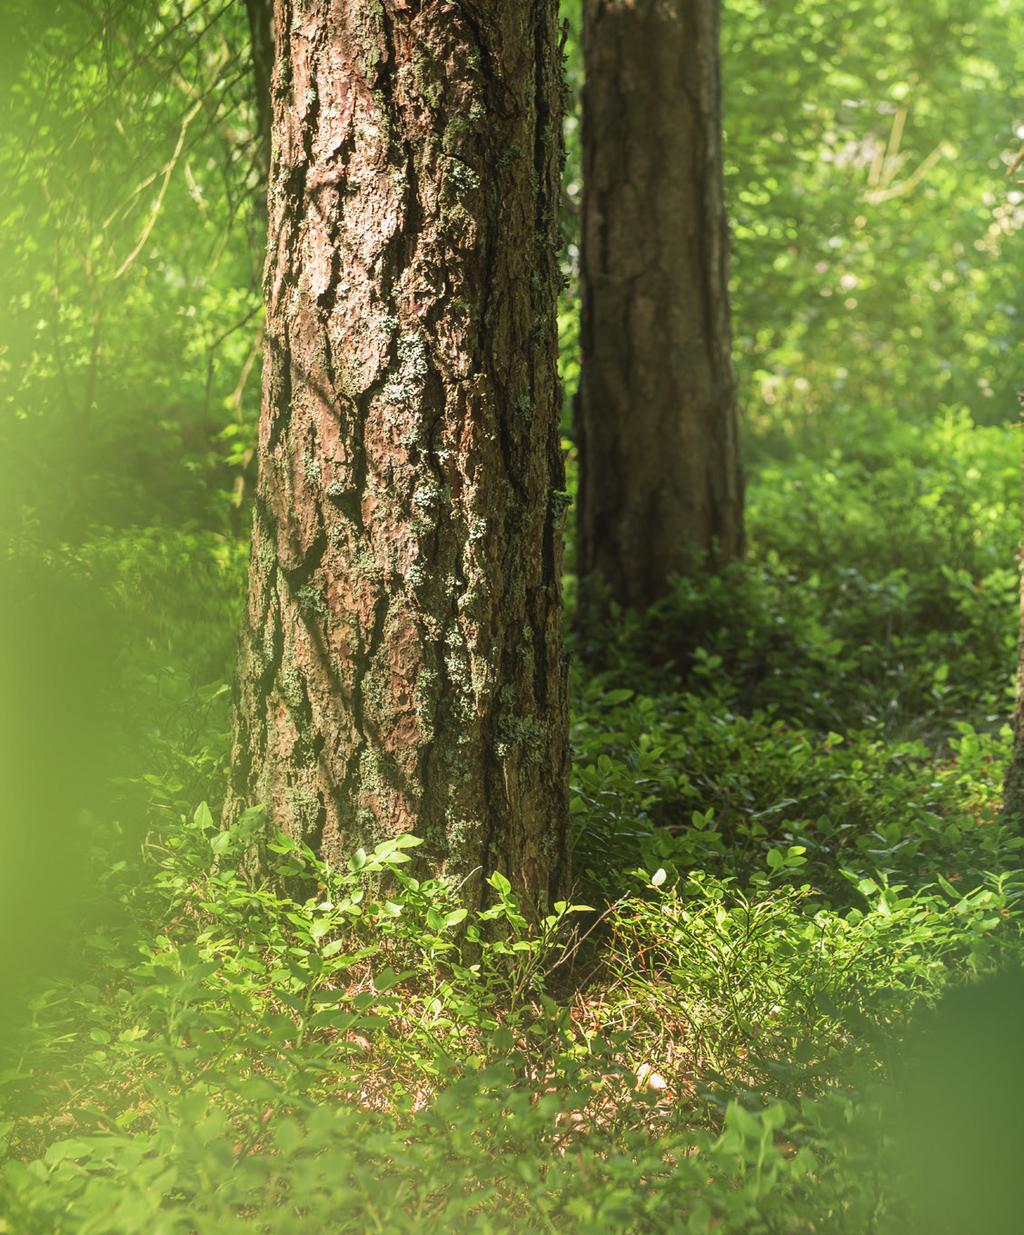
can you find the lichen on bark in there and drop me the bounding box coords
[229,0,570,910]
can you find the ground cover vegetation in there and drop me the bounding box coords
[2,0,1024,1231]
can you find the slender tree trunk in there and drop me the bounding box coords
[1002,430,1024,824]
[244,0,274,183]
[229,0,570,910]
[576,0,743,614]
[1004,592,1024,823]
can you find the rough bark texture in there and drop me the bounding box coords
[577,0,743,613]
[229,0,570,910]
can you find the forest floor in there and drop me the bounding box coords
[2,407,1022,1233]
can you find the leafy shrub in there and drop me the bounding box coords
[0,809,946,1235]
[601,867,1024,1091]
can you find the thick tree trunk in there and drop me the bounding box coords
[577,0,743,613]
[229,0,570,910]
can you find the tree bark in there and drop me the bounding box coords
[229,0,570,910]
[244,0,274,183]
[576,0,743,614]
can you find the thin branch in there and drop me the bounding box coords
[864,142,950,205]
[112,97,202,279]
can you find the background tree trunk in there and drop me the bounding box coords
[244,0,274,184]
[576,0,743,613]
[1003,597,1024,823]
[229,0,570,909]
[1002,448,1024,825]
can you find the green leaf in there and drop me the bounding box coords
[390,834,424,849]
[603,688,634,705]
[491,1026,515,1052]
[309,1010,358,1031]
[488,872,512,896]
[193,801,214,830]
[44,1139,98,1166]
[274,1118,303,1154]
[725,1102,763,1141]
[373,967,400,991]
[210,829,232,855]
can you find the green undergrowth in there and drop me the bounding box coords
[577,409,1018,741]
[3,408,1023,1232]
[5,803,1019,1234]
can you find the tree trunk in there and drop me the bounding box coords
[1002,453,1024,825]
[244,0,274,183]
[229,0,570,910]
[576,0,743,614]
